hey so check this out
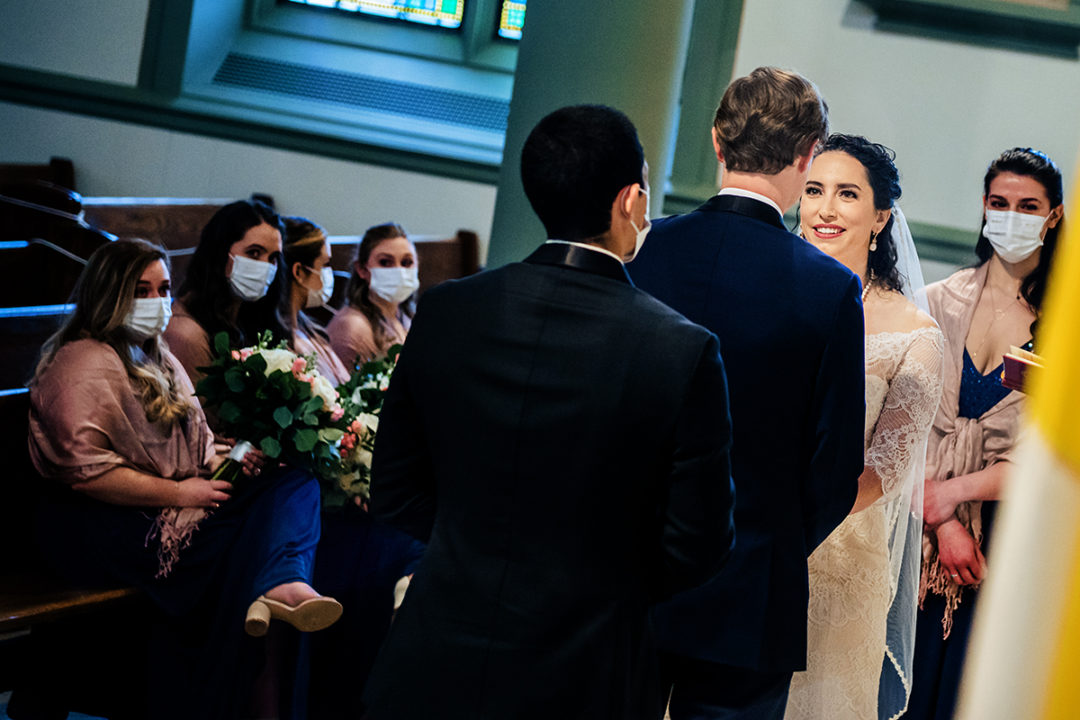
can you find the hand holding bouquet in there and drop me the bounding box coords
[196,331,349,485]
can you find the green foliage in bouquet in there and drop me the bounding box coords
[325,344,403,509]
[196,331,348,485]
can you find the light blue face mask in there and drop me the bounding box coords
[229,254,278,301]
[304,266,335,308]
[124,297,172,340]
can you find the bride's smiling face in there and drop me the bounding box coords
[800,151,890,271]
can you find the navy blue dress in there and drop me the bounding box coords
[907,348,1014,719]
[308,505,425,719]
[35,466,322,720]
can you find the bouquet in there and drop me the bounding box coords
[196,331,349,485]
[327,345,402,508]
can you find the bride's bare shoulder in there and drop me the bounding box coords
[865,288,939,335]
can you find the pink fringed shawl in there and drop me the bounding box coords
[921,265,1024,637]
[28,338,216,576]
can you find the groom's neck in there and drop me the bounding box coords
[720,163,806,214]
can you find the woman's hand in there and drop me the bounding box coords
[935,518,986,586]
[238,447,268,478]
[923,477,960,528]
[175,477,233,508]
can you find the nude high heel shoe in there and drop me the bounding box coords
[245,594,343,637]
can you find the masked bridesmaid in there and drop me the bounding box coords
[327,223,419,369]
[909,148,1065,720]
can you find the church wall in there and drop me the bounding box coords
[733,0,1079,246]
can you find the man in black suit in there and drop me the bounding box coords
[363,105,737,720]
[628,67,865,719]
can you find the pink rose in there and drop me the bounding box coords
[240,348,254,360]
[231,350,241,360]
[331,407,345,422]
[291,358,307,375]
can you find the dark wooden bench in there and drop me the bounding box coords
[0,390,146,718]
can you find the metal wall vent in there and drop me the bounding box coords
[212,53,509,133]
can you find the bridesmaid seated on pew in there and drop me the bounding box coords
[164,198,291,386]
[327,222,419,369]
[281,215,426,720]
[28,238,340,720]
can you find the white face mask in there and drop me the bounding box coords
[982,210,1049,264]
[626,188,651,262]
[304,266,335,309]
[229,254,277,301]
[124,297,172,340]
[369,266,419,304]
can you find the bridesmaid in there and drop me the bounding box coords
[909,148,1065,719]
[29,239,339,720]
[327,222,418,369]
[165,198,290,386]
[281,214,426,720]
[281,215,351,384]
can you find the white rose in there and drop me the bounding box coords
[310,373,339,410]
[354,447,373,470]
[357,413,380,434]
[259,348,297,377]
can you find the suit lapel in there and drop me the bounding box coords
[697,194,788,232]
[524,243,633,285]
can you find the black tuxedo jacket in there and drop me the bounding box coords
[628,194,865,673]
[364,242,737,719]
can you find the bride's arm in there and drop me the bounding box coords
[852,329,944,514]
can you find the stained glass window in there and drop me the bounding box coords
[497,0,525,40]
[286,0,466,29]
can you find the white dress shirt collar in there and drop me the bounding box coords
[717,187,784,220]
[544,240,625,265]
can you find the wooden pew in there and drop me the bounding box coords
[0,390,146,718]
[0,193,114,389]
[326,229,481,302]
[0,157,75,191]
[82,197,231,291]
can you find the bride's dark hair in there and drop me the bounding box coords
[817,134,903,293]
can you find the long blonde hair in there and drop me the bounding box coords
[35,238,194,424]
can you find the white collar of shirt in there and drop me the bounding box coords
[544,240,625,265]
[717,188,784,220]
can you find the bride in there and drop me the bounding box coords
[785,134,944,720]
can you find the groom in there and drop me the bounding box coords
[363,104,737,720]
[629,67,865,718]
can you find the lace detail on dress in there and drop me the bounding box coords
[786,327,944,720]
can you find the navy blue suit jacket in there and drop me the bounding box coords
[365,243,737,719]
[628,194,865,672]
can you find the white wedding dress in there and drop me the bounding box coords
[786,326,944,720]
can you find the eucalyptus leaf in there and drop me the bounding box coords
[260,436,282,458]
[225,367,247,393]
[219,401,241,424]
[214,332,231,357]
[273,406,293,429]
[294,429,319,453]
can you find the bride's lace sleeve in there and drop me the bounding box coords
[867,328,945,501]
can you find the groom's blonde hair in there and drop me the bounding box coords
[713,66,828,175]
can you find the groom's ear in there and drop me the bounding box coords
[711,127,724,163]
[795,148,814,174]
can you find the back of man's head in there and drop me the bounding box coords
[713,67,828,175]
[521,105,644,242]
